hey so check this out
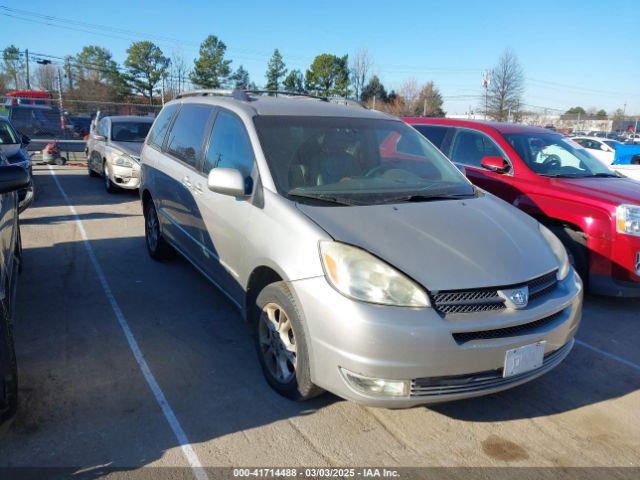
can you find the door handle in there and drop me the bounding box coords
[182,176,193,189]
[194,184,204,195]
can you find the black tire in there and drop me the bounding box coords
[0,297,18,423]
[550,226,588,285]
[88,157,98,177]
[255,282,323,401]
[54,156,66,166]
[143,200,175,261]
[103,162,117,193]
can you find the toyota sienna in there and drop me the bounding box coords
[140,90,583,408]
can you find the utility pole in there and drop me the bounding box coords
[423,98,427,117]
[25,49,31,90]
[57,68,64,129]
[482,70,491,120]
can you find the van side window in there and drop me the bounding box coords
[450,129,502,167]
[203,111,254,176]
[166,104,213,167]
[148,103,179,148]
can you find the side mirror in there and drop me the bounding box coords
[480,156,510,174]
[93,134,106,142]
[453,163,467,175]
[21,134,30,146]
[207,167,250,197]
[0,165,30,194]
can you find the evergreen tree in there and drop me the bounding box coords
[230,65,251,89]
[305,53,350,97]
[360,75,387,103]
[190,35,232,88]
[124,41,169,104]
[265,49,287,92]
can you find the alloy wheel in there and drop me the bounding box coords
[258,303,297,384]
[145,205,159,252]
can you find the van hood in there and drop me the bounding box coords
[296,193,558,291]
[110,141,143,158]
[551,177,640,205]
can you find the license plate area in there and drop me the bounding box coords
[503,341,545,378]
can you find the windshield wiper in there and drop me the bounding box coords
[287,191,359,206]
[586,172,619,178]
[381,193,475,204]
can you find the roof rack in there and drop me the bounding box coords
[176,89,364,108]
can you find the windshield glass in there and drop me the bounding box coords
[111,121,152,142]
[254,116,474,205]
[504,133,615,177]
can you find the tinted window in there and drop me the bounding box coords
[148,103,178,148]
[413,125,450,150]
[450,129,502,167]
[203,111,254,175]
[166,104,213,167]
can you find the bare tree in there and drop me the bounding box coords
[350,48,372,101]
[170,50,190,95]
[34,64,57,92]
[398,77,419,110]
[486,49,524,121]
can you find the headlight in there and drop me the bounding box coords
[319,241,430,307]
[114,155,134,168]
[539,225,570,281]
[616,204,640,236]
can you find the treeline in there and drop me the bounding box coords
[0,36,447,116]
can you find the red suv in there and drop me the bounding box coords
[404,118,640,297]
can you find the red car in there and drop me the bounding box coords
[404,117,640,297]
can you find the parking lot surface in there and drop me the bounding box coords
[0,165,639,476]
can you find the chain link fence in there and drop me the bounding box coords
[1,95,161,157]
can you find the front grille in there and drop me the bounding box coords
[431,270,558,315]
[452,308,566,344]
[410,340,572,397]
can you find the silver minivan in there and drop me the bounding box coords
[140,90,583,408]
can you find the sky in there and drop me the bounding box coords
[1,0,638,115]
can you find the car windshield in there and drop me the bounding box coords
[0,121,19,144]
[504,133,616,178]
[254,116,474,206]
[111,121,152,142]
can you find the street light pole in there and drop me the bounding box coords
[25,49,31,90]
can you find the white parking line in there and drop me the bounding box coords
[576,339,640,373]
[48,167,208,480]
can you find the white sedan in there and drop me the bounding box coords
[572,136,640,181]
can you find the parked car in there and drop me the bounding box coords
[406,118,640,297]
[0,117,34,213]
[140,90,582,408]
[572,136,621,165]
[0,162,30,424]
[87,115,153,193]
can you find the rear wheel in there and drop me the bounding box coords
[0,296,18,423]
[144,200,174,261]
[255,282,323,401]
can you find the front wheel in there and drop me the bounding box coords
[103,163,117,193]
[255,282,323,401]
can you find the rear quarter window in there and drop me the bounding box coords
[148,103,179,148]
[165,104,213,167]
[412,125,450,150]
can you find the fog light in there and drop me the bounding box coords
[340,368,409,397]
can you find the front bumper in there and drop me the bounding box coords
[109,163,141,190]
[588,231,640,297]
[290,270,583,408]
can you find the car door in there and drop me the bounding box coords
[156,103,215,261]
[190,109,256,304]
[447,128,521,203]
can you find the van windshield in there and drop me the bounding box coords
[254,116,474,205]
